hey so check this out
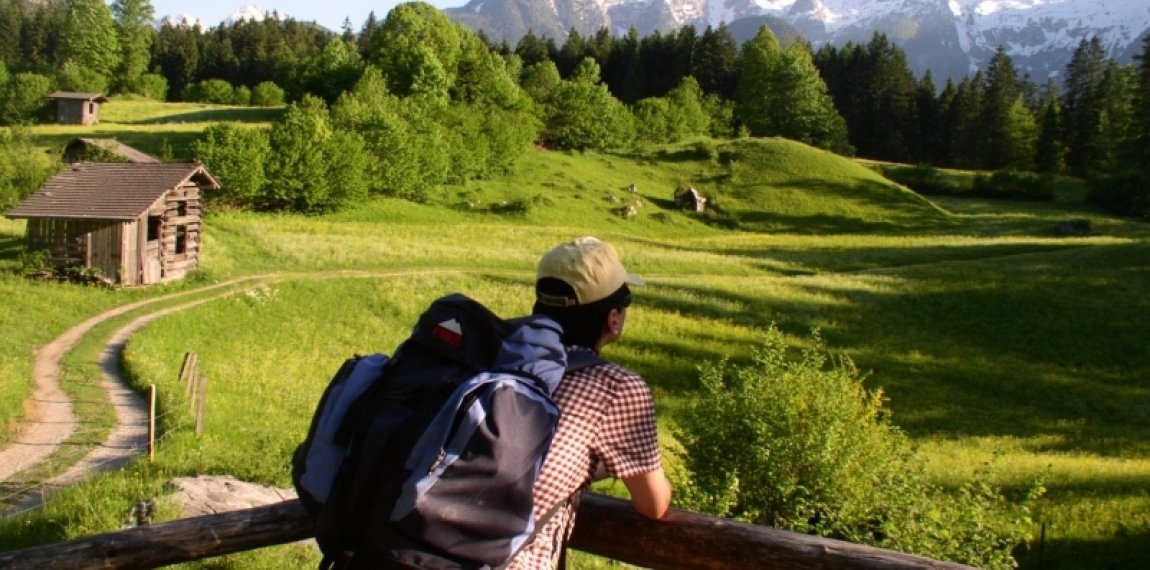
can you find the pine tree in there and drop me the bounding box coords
[111,0,155,94]
[0,0,22,65]
[914,71,944,165]
[734,26,782,137]
[556,27,585,78]
[979,46,1035,170]
[154,22,201,101]
[692,24,738,100]
[736,28,850,153]
[1129,35,1150,171]
[59,0,121,88]
[1094,61,1134,173]
[1034,96,1067,174]
[776,42,852,153]
[1063,37,1109,176]
[824,33,918,162]
[514,31,551,68]
[602,27,641,104]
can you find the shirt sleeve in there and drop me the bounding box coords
[595,370,662,479]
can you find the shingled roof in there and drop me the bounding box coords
[5,163,220,221]
[66,138,161,163]
[47,91,109,103]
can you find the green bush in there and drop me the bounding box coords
[133,73,169,101]
[195,79,237,104]
[881,164,964,196]
[251,81,285,107]
[0,126,58,208]
[0,73,53,125]
[231,85,252,106]
[1087,169,1150,219]
[676,326,1036,569]
[971,171,1056,201]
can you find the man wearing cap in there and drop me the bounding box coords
[509,236,673,569]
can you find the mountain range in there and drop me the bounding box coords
[443,0,1150,82]
[158,1,1150,83]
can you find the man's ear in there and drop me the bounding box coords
[607,308,623,335]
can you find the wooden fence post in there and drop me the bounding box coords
[194,375,207,436]
[147,384,156,462]
[179,352,197,399]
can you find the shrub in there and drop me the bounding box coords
[676,326,1036,569]
[971,171,1056,201]
[0,126,58,209]
[189,78,236,104]
[251,81,285,107]
[231,85,252,106]
[881,164,964,196]
[134,73,169,101]
[0,73,53,125]
[1087,169,1150,219]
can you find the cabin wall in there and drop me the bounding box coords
[24,219,123,281]
[55,100,99,126]
[152,182,204,283]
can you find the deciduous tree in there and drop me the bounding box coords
[111,0,155,94]
[58,0,120,87]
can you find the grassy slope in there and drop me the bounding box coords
[2,103,1149,568]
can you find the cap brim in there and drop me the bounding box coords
[624,272,645,287]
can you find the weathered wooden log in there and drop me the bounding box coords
[0,499,314,570]
[0,495,976,570]
[570,494,974,569]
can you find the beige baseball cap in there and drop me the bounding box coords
[536,236,644,307]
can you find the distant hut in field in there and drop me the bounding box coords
[5,163,220,285]
[63,138,160,164]
[674,185,708,212]
[47,92,109,125]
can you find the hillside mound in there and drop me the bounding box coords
[686,138,952,233]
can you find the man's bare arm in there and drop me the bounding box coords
[622,467,672,520]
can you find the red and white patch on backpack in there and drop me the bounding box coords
[431,318,463,348]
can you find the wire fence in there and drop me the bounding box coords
[0,351,204,519]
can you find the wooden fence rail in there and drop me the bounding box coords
[0,494,975,569]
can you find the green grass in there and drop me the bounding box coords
[28,98,281,162]
[2,104,1149,568]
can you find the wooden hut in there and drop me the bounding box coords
[47,92,109,125]
[5,163,220,286]
[63,138,160,164]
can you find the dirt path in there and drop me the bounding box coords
[0,276,270,514]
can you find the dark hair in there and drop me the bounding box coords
[533,278,631,350]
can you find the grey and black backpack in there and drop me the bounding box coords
[292,293,601,569]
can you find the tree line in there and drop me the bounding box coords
[1,0,1147,217]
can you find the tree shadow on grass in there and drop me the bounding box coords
[131,107,283,125]
[619,238,1150,457]
[1015,527,1150,570]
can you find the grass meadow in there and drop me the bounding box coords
[1,100,1148,568]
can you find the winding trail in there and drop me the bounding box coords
[0,276,272,515]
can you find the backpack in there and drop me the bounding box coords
[292,293,603,570]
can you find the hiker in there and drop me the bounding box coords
[509,236,673,568]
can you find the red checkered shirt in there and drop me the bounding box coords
[507,351,663,569]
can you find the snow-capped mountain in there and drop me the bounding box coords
[158,4,282,30]
[446,0,1150,81]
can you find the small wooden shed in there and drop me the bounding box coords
[48,91,109,125]
[5,163,220,286]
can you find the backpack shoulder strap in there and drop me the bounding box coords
[565,349,606,372]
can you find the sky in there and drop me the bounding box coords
[147,1,468,32]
